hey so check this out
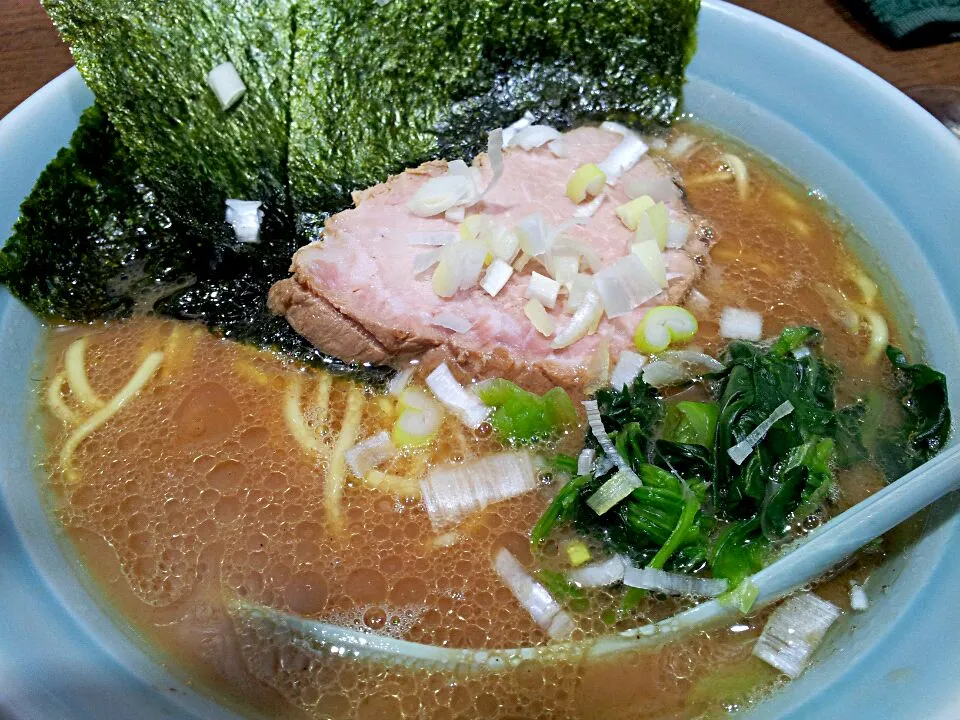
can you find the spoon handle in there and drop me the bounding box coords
[615,443,960,644]
[752,441,960,607]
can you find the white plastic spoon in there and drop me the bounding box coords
[231,442,960,670]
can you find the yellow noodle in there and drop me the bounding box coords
[770,189,801,211]
[846,263,879,307]
[45,373,79,426]
[788,217,811,237]
[362,469,422,499]
[313,372,333,426]
[64,337,104,411]
[160,323,198,378]
[860,308,889,366]
[816,283,860,334]
[686,171,734,187]
[283,375,320,454]
[325,386,364,534]
[375,395,395,417]
[816,283,888,364]
[720,153,749,201]
[60,352,164,483]
[234,359,271,386]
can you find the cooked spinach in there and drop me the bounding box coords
[712,327,837,518]
[531,328,951,588]
[663,401,719,449]
[874,345,951,478]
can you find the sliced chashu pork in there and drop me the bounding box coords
[269,126,713,391]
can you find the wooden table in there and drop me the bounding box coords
[0,0,957,119]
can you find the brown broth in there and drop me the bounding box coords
[33,124,909,719]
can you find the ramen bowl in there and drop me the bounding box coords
[2,1,960,717]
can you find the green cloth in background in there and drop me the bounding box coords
[861,0,960,39]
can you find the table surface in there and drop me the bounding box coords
[0,0,957,120]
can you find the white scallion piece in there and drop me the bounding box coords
[666,219,691,248]
[432,531,460,548]
[488,226,520,263]
[224,199,263,244]
[849,582,869,611]
[622,566,728,597]
[493,548,575,640]
[630,240,667,289]
[406,231,457,246]
[444,205,466,223]
[573,192,606,219]
[553,235,602,273]
[387,366,416,397]
[598,133,649,185]
[393,392,444,448]
[593,454,615,477]
[509,124,563,150]
[584,338,611,395]
[516,214,552,257]
[431,312,473,334]
[609,351,647,390]
[525,272,562,309]
[586,469,642,515]
[599,120,634,135]
[576,448,596,476]
[753,593,841,679]
[483,127,505,197]
[345,431,397,479]
[720,307,764,341]
[546,253,581,288]
[667,133,699,160]
[425,363,490,429]
[408,175,473,217]
[583,400,643,495]
[641,349,725,388]
[593,254,662,318]
[421,452,537,529]
[501,111,535,146]
[688,289,711,312]
[413,248,442,274]
[431,239,487,297]
[524,299,556,337]
[512,251,532,272]
[564,273,594,312]
[552,291,603,349]
[568,555,627,588]
[625,175,682,205]
[480,258,514,297]
[728,400,795,466]
[547,139,568,157]
[206,61,246,110]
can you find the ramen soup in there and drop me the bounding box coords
[34,125,937,719]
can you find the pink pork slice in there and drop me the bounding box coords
[269,126,713,391]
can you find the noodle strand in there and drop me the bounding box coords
[59,351,164,483]
[65,336,104,410]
